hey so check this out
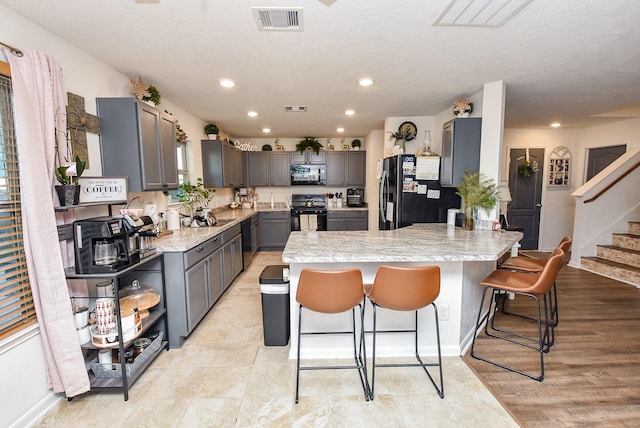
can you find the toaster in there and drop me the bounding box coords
[347,188,365,207]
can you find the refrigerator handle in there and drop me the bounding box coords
[379,170,387,223]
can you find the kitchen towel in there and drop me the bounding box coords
[299,214,317,231]
[308,214,317,231]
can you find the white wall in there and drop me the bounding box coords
[503,118,640,250]
[0,5,209,427]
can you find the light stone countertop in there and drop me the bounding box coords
[154,208,259,252]
[282,223,522,264]
[154,204,371,252]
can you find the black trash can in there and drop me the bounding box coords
[259,265,290,346]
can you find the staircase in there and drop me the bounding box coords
[581,221,640,287]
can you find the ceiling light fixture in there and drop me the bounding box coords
[358,78,374,87]
[247,111,258,117]
[345,109,355,116]
[262,128,271,133]
[219,79,236,88]
[550,122,561,128]
[337,128,344,133]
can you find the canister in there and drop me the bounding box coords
[447,208,460,226]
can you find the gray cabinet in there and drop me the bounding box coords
[327,210,368,231]
[260,211,291,250]
[440,118,482,187]
[97,97,178,192]
[202,140,246,188]
[164,233,224,348]
[290,151,325,165]
[221,224,243,289]
[326,151,366,187]
[246,152,290,186]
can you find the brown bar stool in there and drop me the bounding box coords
[295,268,369,403]
[471,248,565,381]
[365,265,444,400]
[499,236,571,328]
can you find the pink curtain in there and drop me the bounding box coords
[3,47,89,397]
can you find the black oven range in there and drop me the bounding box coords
[290,194,327,231]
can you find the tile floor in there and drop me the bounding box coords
[31,251,517,427]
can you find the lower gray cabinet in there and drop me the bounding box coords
[260,211,291,250]
[222,225,243,289]
[327,210,369,231]
[164,228,238,348]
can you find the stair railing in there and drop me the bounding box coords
[584,160,640,203]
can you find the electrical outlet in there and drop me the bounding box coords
[438,304,449,321]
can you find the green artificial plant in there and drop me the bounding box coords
[295,136,322,154]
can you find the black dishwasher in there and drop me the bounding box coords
[241,214,260,268]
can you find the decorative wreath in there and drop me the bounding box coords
[519,160,537,178]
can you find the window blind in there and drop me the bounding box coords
[0,62,36,340]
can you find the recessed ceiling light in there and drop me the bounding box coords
[337,128,344,133]
[358,78,374,87]
[219,79,236,88]
[247,111,258,117]
[345,109,355,116]
[262,128,271,133]
[550,122,561,128]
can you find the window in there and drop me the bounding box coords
[0,61,36,340]
[176,139,188,185]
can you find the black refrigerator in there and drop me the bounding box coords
[379,154,461,230]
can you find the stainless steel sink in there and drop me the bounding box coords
[214,218,235,226]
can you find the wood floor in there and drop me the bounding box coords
[463,259,640,427]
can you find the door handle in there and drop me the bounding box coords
[536,204,542,207]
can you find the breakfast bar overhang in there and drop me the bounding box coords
[282,224,523,359]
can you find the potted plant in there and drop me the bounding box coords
[455,169,497,230]
[295,136,322,154]
[351,139,362,150]
[453,96,473,118]
[54,155,86,206]
[204,123,219,139]
[142,84,161,106]
[176,178,216,221]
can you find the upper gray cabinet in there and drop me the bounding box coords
[290,151,325,165]
[97,97,179,191]
[326,151,366,187]
[246,152,290,187]
[202,140,246,188]
[440,118,481,187]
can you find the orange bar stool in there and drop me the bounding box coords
[365,265,444,400]
[499,236,571,328]
[295,268,370,403]
[471,248,565,381]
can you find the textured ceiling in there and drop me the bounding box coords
[1,0,639,137]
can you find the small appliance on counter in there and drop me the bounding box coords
[73,216,145,274]
[347,187,365,207]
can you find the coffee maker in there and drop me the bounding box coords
[73,216,140,274]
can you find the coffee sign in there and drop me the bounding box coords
[78,177,128,204]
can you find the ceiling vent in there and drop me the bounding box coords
[434,0,532,27]
[284,106,308,112]
[252,7,303,32]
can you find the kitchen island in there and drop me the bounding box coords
[282,224,523,359]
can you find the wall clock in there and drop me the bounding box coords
[398,121,417,141]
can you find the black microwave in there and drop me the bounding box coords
[290,164,326,185]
